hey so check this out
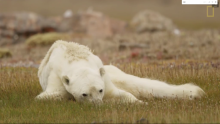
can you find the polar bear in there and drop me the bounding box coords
[36,40,146,104]
[36,40,205,104]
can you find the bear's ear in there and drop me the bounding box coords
[99,68,105,77]
[62,75,70,85]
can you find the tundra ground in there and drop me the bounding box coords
[0,62,220,123]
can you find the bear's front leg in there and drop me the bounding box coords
[35,91,73,101]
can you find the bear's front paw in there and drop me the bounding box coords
[189,88,206,100]
[35,95,43,100]
[136,100,148,105]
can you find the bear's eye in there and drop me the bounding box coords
[99,89,103,93]
[65,79,69,85]
[82,93,87,97]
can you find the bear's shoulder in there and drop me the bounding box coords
[38,40,92,77]
[53,40,92,61]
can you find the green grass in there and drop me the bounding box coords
[0,62,220,123]
[25,32,71,46]
[0,48,12,58]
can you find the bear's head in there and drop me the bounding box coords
[61,67,106,104]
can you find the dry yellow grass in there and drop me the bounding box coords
[0,49,12,58]
[0,62,220,123]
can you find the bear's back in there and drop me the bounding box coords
[38,40,92,77]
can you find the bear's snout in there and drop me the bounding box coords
[91,99,103,105]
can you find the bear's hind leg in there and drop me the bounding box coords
[117,89,148,105]
[103,68,148,105]
[105,88,148,105]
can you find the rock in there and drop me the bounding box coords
[0,38,14,46]
[0,10,127,45]
[136,117,149,124]
[0,29,15,38]
[10,12,56,34]
[58,9,127,38]
[109,18,127,35]
[119,42,149,51]
[0,10,127,46]
[130,10,176,33]
[0,12,58,45]
[63,9,73,18]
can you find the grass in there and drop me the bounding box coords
[0,62,220,123]
[0,48,12,58]
[25,32,88,47]
[25,32,72,46]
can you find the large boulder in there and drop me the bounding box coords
[0,10,127,45]
[0,12,57,34]
[57,9,127,38]
[130,10,176,33]
[0,12,58,45]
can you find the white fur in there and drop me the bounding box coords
[104,65,205,100]
[36,40,205,105]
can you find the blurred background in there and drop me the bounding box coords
[0,0,220,67]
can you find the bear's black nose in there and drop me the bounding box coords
[99,89,103,93]
[82,93,87,97]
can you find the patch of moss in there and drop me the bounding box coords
[25,32,71,46]
[0,48,12,58]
